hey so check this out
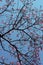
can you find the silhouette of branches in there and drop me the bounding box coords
[0,0,43,65]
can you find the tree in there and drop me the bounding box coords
[0,0,43,65]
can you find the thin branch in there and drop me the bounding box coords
[0,2,11,14]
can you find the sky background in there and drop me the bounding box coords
[0,0,43,65]
[33,0,43,65]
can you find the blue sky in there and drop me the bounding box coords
[0,0,43,65]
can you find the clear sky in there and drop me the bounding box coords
[0,0,43,65]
